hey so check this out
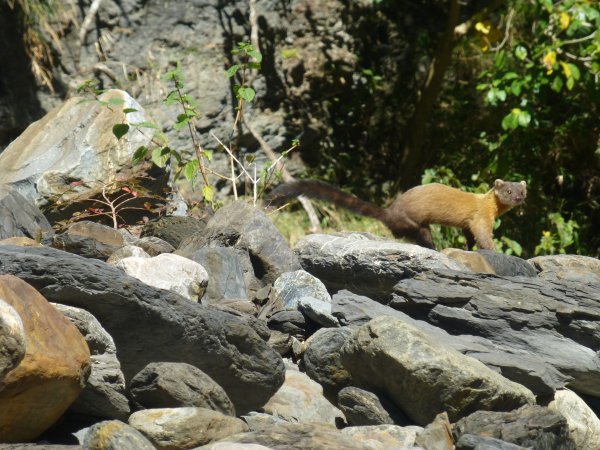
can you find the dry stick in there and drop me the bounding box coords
[76,0,104,67]
[245,0,320,232]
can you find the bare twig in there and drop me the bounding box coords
[76,0,104,66]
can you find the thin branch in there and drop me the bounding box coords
[491,9,515,52]
[76,0,104,66]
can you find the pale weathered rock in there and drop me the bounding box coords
[294,233,466,297]
[269,270,331,311]
[0,244,285,415]
[0,90,154,207]
[106,244,150,264]
[204,423,370,450]
[529,254,600,283]
[267,329,293,356]
[341,424,423,449]
[455,434,528,450]
[453,405,575,449]
[113,253,209,301]
[414,412,453,450]
[262,365,346,426]
[53,220,128,260]
[241,412,289,431]
[0,299,26,380]
[337,387,406,426]
[53,303,129,420]
[303,327,353,397]
[0,275,90,442]
[0,185,53,241]
[83,419,155,450]
[129,407,248,449]
[340,316,535,425]
[130,362,235,416]
[0,236,44,247]
[548,389,600,450]
[442,248,496,274]
[297,296,339,328]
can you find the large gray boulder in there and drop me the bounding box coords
[0,90,153,207]
[340,316,535,425]
[0,244,284,414]
[294,233,466,297]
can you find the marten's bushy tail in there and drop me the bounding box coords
[268,180,388,221]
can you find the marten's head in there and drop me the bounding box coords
[493,179,527,206]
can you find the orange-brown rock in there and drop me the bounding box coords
[0,275,91,443]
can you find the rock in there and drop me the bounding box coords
[297,297,339,328]
[204,423,370,450]
[476,250,537,277]
[199,443,274,450]
[178,201,301,288]
[0,244,285,415]
[455,434,528,450]
[337,386,406,426]
[52,303,130,420]
[181,247,249,303]
[0,299,26,379]
[303,328,353,397]
[331,289,572,397]
[106,244,151,264]
[529,254,600,283]
[267,310,311,338]
[267,270,331,312]
[141,215,208,248]
[136,236,175,256]
[267,330,293,356]
[113,253,209,301]
[341,424,423,449]
[340,316,535,425]
[0,185,53,241]
[414,412,453,450]
[441,248,496,274]
[453,405,575,449]
[0,90,154,207]
[130,362,235,416]
[0,275,90,442]
[548,389,600,450]
[294,233,466,298]
[0,236,44,247]
[82,419,155,450]
[128,407,248,449]
[241,412,289,431]
[53,221,128,260]
[262,364,346,426]
[390,269,600,397]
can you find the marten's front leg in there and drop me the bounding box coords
[470,222,495,250]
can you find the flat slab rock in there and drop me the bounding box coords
[0,244,284,415]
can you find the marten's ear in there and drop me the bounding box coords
[494,179,504,188]
[520,181,527,187]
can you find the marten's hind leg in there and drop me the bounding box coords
[415,226,435,249]
[464,229,476,250]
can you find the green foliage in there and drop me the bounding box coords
[534,212,580,255]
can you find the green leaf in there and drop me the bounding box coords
[202,185,215,203]
[551,76,564,92]
[248,50,262,63]
[107,97,126,106]
[568,63,580,80]
[112,124,130,140]
[517,110,531,127]
[226,64,240,78]
[132,121,159,130]
[165,90,180,106]
[566,77,575,90]
[184,160,199,181]
[203,149,213,161]
[151,147,171,168]
[501,110,520,130]
[132,146,149,165]
[511,80,522,96]
[123,108,138,114]
[514,45,528,61]
[237,87,256,102]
